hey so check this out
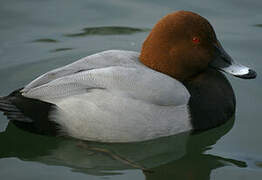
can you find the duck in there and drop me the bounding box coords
[0,11,256,142]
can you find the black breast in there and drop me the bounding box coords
[183,68,236,130]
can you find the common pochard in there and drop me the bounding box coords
[0,11,256,142]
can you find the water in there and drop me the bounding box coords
[0,0,261,179]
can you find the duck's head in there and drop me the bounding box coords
[140,11,256,81]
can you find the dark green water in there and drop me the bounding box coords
[0,0,261,179]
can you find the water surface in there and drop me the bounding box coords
[0,0,262,179]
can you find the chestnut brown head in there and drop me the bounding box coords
[140,11,256,81]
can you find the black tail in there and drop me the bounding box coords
[0,96,32,122]
[0,89,60,136]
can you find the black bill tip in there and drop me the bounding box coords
[234,69,257,79]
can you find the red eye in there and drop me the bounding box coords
[192,37,200,44]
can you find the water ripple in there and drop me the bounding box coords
[64,26,150,37]
[254,24,262,27]
[32,38,59,43]
[50,48,74,52]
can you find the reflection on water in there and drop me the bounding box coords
[145,118,247,180]
[0,118,248,179]
[64,26,150,37]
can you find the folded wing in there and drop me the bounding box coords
[21,50,190,106]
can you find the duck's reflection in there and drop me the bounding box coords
[144,118,246,180]
[0,117,246,178]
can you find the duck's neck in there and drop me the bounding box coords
[183,68,236,130]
